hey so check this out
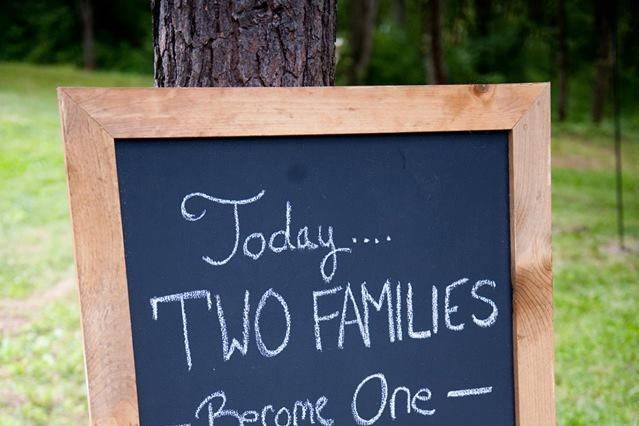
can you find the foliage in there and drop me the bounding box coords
[0,0,152,73]
[0,63,637,425]
[1,0,638,122]
[334,0,639,124]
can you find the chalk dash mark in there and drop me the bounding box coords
[447,387,493,398]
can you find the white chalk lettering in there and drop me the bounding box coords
[318,226,351,283]
[313,286,342,351]
[275,407,290,426]
[269,202,296,253]
[411,388,435,415]
[314,396,334,426]
[262,406,274,425]
[297,227,318,250]
[407,283,431,339]
[292,400,314,425]
[471,280,499,327]
[243,233,266,260]
[194,391,244,425]
[150,290,212,371]
[216,291,250,361]
[338,283,367,349]
[352,373,435,424]
[254,289,291,358]
[351,373,388,426]
[395,282,403,341]
[389,387,410,420]
[445,278,468,331]
[181,190,265,266]
[307,277,499,351]
[361,280,395,346]
[431,285,439,335]
[447,387,493,398]
[150,274,502,424]
[181,191,350,283]
[195,392,332,426]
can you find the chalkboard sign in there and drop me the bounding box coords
[59,85,554,426]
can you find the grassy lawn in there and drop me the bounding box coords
[0,62,637,425]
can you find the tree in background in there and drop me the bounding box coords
[346,0,378,84]
[0,0,151,72]
[592,0,613,124]
[152,0,336,87]
[422,0,447,84]
[3,0,639,124]
[393,0,406,25]
[556,0,568,121]
[473,0,493,76]
[78,0,95,70]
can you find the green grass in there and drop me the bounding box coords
[0,64,150,299]
[0,63,150,424]
[552,129,639,424]
[0,62,637,425]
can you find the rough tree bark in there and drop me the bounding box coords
[422,0,447,84]
[346,0,378,84]
[557,0,568,121]
[152,0,337,87]
[79,0,96,70]
[592,0,613,123]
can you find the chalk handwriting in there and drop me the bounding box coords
[311,278,498,351]
[149,278,499,426]
[471,280,499,327]
[447,387,493,398]
[150,290,212,371]
[151,288,291,370]
[351,372,435,425]
[351,235,391,245]
[180,190,351,283]
[150,278,499,371]
[193,391,334,426]
[159,376,493,425]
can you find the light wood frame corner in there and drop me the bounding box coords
[58,83,554,426]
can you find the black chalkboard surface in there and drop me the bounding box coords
[115,132,514,426]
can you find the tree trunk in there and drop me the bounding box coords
[557,0,568,121]
[527,0,543,25]
[592,0,613,123]
[474,0,491,38]
[422,0,447,84]
[346,0,378,85]
[152,0,337,87]
[79,0,96,70]
[473,0,492,75]
[393,0,406,26]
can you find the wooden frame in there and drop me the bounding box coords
[58,84,554,426]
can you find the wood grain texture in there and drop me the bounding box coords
[58,90,139,426]
[60,84,545,138]
[58,83,554,425]
[510,84,555,425]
